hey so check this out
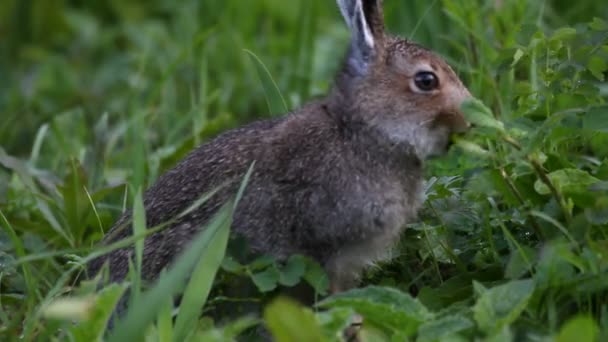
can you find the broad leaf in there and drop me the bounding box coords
[264,298,325,342]
[251,266,280,292]
[318,286,433,336]
[473,279,534,333]
[556,315,599,342]
[417,314,474,342]
[460,97,505,133]
[279,255,306,287]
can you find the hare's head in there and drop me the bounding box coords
[330,0,471,158]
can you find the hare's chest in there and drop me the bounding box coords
[350,174,424,237]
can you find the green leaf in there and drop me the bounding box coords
[108,202,234,342]
[58,159,89,245]
[279,255,306,287]
[303,258,329,295]
[42,284,127,341]
[583,106,608,132]
[317,286,434,336]
[248,255,276,271]
[42,297,96,322]
[317,307,355,339]
[221,256,244,273]
[417,315,474,342]
[72,284,128,341]
[484,326,514,342]
[251,266,280,292]
[505,246,536,280]
[453,138,493,159]
[473,279,534,333]
[172,201,232,341]
[534,169,600,206]
[585,196,608,225]
[533,168,598,194]
[245,49,288,116]
[264,298,326,342]
[156,297,174,342]
[193,316,259,342]
[556,315,599,342]
[550,27,577,41]
[131,188,146,302]
[588,56,607,81]
[589,17,608,31]
[460,97,505,133]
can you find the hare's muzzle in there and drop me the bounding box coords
[436,109,470,135]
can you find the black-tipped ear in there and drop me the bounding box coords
[337,0,385,77]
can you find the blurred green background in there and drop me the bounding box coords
[2,0,605,161]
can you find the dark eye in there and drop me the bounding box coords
[413,71,439,92]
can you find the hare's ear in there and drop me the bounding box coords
[337,0,385,77]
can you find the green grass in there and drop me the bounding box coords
[1,0,608,341]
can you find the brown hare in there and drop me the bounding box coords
[89,0,470,303]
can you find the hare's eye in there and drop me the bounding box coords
[413,71,439,92]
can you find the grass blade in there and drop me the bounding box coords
[108,202,233,342]
[244,49,288,116]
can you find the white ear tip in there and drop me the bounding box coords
[355,1,375,48]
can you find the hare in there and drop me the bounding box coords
[89,0,470,300]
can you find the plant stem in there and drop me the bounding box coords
[528,157,573,224]
[498,167,545,240]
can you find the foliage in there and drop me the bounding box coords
[1,0,608,341]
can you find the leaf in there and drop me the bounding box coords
[303,258,329,295]
[42,297,96,321]
[221,256,244,273]
[316,307,355,339]
[72,284,128,341]
[279,255,306,287]
[505,246,536,280]
[42,284,127,341]
[264,298,326,342]
[317,286,434,336]
[484,326,514,342]
[453,138,493,159]
[460,97,505,133]
[58,159,90,244]
[156,297,174,342]
[190,316,258,342]
[416,315,474,342]
[108,202,234,342]
[248,255,276,271]
[556,315,599,342]
[251,266,280,292]
[583,106,608,133]
[589,17,608,31]
[172,201,232,341]
[534,242,577,288]
[534,169,600,205]
[473,279,534,333]
[131,188,146,302]
[585,196,608,225]
[511,49,524,67]
[588,56,607,81]
[550,27,577,41]
[244,49,288,116]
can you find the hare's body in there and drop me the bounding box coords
[95,101,423,289]
[91,0,471,298]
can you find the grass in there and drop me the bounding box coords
[1,0,608,340]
